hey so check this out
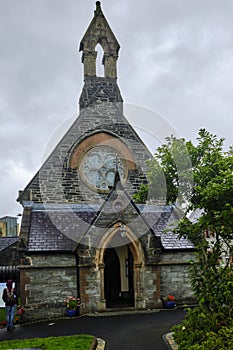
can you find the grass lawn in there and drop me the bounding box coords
[0,334,95,349]
[0,308,96,349]
[0,308,5,322]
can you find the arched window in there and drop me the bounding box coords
[95,43,105,77]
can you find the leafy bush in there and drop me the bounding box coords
[172,307,233,350]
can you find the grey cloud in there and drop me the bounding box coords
[0,0,232,217]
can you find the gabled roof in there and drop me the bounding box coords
[76,174,162,249]
[0,237,19,252]
[17,100,152,205]
[17,3,151,206]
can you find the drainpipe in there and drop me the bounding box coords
[75,253,80,315]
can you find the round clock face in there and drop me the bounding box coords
[79,146,126,192]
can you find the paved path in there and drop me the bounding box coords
[0,309,185,350]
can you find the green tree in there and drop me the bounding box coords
[135,129,233,349]
[133,134,194,205]
[134,129,228,206]
[176,140,233,315]
[175,136,233,349]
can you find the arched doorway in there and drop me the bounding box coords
[104,248,121,306]
[97,223,145,311]
[104,245,134,308]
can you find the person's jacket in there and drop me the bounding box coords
[2,287,18,306]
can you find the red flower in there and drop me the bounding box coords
[64,296,81,310]
[0,320,7,328]
[17,307,26,315]
[166,294,175,301]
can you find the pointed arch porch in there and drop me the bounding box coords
[95,222,146,310]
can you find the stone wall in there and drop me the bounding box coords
[143,265,161,309]
[159,251,196,303]
[20,254,77,320]
[79,264,102,314]
[18,100,151,206]
[0,243,18,266]
[19,249,196,321]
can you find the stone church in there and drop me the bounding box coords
[17,2,194,320]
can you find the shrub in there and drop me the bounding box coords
[172,307,233,350]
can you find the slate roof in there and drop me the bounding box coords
[0,237,20,252]
[27,203,194,252]
[139,205,195,250]
[28,205,96,252]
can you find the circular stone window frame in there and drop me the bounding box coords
[79,144,128,193]
[69,132,136,194]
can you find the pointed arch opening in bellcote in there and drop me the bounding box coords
[95,43,105,77]
[79,2,120,79]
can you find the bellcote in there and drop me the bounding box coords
[79,2,123,110]
[79,1,120,79]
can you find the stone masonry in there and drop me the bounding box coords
[16,2,195,321]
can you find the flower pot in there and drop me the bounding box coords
[66,309,77,317]
[164,301,175,309]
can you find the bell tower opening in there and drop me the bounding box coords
[95,43,105,77]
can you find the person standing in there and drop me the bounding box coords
[2,279,18,331]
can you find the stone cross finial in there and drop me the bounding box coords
[113,155,123,190]
[95,1,102,14]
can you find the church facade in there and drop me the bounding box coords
[17,2,195,320]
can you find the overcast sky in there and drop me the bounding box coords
[0,0,233,218]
